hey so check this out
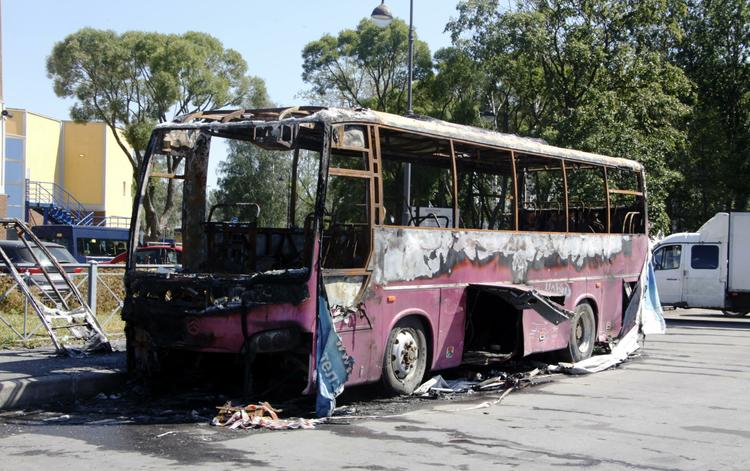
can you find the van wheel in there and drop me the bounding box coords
[722,310,749,318]
[558,303,596,363]
[382,318,428,395]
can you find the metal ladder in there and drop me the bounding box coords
[0,218,112,356]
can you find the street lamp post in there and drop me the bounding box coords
[371,1,415,224]
[371,0,414,115]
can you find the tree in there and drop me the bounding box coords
[670,0,750,230]
[301,19,432,113]
[445,0,693,233]
[47,28,268,239]
[209,142,319,229]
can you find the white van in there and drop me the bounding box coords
[653,212,750,317]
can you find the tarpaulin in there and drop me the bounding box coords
[315,294,355,418]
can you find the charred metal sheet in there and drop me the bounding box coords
[158,129,201,154]
[122,269,310,322]
[370,227,632,285]
[469,283,573,325]
[154,107,642,172]
[323,275,365,308]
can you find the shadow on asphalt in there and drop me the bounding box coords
[666,317,750,330]
[0,359,549,428]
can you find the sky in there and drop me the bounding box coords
[4,2,458,110]
[3,0,460,187]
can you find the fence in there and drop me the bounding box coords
[0,263,165,348]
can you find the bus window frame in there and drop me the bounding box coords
[321,123,377,276]
[336,123,648,237]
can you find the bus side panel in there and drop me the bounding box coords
[523,308,571,356]
[435,287,466,370]
[376,288,441,378]
[599,277,623,340]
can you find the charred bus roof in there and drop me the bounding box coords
[155,106,644,172]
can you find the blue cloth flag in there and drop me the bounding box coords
[315,295,355,418]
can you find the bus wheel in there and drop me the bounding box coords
[722,310,749,318]
[559,303,596,363]
[382,318,428,395]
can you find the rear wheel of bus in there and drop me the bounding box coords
[559,303,596,363]
[382,318,428,395]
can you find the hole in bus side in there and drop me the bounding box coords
[463,287,523,363]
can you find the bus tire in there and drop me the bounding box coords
[722,310,749,318]
[559,303,596,363]
[382,318,428,395]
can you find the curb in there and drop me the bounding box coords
[0,368,126,410]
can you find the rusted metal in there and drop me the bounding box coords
[511,151,518,230]
[604,166,611,233]
[562,161,569,233]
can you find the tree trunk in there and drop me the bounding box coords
[182,133,211,272]
[143,187,161,241]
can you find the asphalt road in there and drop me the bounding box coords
[1,311,749,470]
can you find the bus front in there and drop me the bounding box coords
[122,108,326,395]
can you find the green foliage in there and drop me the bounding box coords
[48,29,263,160]
[301,19,432,113]
[210,142,319,229]
[670,0,750,230]
[444,0,693,233]
[47,28,269,239]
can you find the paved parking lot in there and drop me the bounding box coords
[1,312,748,470]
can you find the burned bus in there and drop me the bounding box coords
[123,106,648,397]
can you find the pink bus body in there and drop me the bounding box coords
[123,106,648,395]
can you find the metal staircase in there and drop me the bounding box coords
[0,218,112,355]
[25,180,95,226]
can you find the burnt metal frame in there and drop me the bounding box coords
[127,124,328,278]
[125,108,650,276]
[322,123,378,278]
[370,123,646,236]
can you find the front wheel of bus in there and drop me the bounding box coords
[382,318,428,395]
[559,303,596,363]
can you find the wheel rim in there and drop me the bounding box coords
[574,310,595,354]
[390,329,419,381]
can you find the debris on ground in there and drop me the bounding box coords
[413,368,544,398]
[549,328,641,375]
[211,401,322,430]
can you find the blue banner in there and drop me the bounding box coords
[315,295,355,418]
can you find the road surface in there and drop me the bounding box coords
[1,314,749,470]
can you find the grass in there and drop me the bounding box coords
[0,269,127,350]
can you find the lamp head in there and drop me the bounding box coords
[371,1,393,27]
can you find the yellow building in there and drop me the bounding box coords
[4,109,133,226]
